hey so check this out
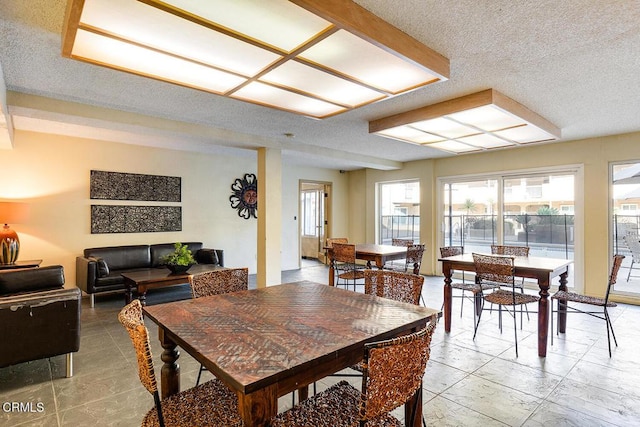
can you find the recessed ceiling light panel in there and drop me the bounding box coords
[369,89,561,154]
[62,0,449,118]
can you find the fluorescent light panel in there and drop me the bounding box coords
[369,89,561,154]
[62,0,449,118]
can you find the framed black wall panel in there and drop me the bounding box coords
[90,170,181,202]
[91,205,182,233]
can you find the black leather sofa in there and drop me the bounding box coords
[76,242,224,307]
[0,265,81,377]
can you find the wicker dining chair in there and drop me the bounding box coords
[332,242,366,291]
[365,269,424,305]
[189,267,248,385]
[117,300,243,427]
[387,244,426,275]
[472,253,539,357]
[551,254,624,357]
[323,269,426,422]
[325,237,349,265]
[440,246,495,323]
[271,316,437,427]
[391,238,414,247]
[491,245,531,321]
[389,238,414,270]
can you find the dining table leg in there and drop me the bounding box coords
[556,271,569,333]
[442,263,452,333]
[328,261,335,286]
[536,272,553,358]
[237,384,278,427]
[158,328,180,399]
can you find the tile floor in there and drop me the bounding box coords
[2,260,640,426]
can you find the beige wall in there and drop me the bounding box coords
[351,131,640,304]
[1,130,349,289]
[5,126,640,304]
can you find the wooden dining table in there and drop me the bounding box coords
[438,253,573,357]
[326,243,409,285]
[143,281,438,427]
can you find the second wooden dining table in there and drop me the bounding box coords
[143,281,439,426]
[326,243,409,285]
[439,253,573,357]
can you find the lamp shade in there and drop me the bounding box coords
[0,202,29,224]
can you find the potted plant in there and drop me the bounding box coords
[161,242,196,274]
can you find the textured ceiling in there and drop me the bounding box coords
[1,0,639,170]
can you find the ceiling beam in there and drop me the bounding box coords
[0,63,15,150]
[7,92,402,170]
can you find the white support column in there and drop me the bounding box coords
[257,147,282,288]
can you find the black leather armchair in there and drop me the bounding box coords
[0,266,81,377]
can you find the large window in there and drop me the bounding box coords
[378,180,420,244]
[442,169,576,286]
[611,162,640,296]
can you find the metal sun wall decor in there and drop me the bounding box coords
[91,205,182,233]
[90,170,181,202]
[229,173,257,219]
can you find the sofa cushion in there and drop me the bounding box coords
[150,242,203,267]
[84,245,150,271]
[94,267,152,289]
[0,265,65,296]
[196,249,219,266]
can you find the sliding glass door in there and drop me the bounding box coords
[611,162,640,296]
[442,169,575,286]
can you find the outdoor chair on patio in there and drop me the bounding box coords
[472,253,539,357]
[622,232,640,282]
[189,267,248,386]
[272,317,437,427]
[551,254,624,357]
[117,299,243,427]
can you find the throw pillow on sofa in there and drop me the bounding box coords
[197,249,219,266]
[89,257,110,278]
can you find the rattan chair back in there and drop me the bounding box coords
[364,269,424,305]
[440,246,463,258]
[359,316,437,424]
[391,238,413,247]
[326,237,348,248]
[406,244,425,266]
[491,245,530,257]
[190,267,248,299]
[332,242,357,264]
[605,254,625,302]
[118,299,158,396]
[473,253,515,286]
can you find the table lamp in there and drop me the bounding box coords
[0,201,29,265]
